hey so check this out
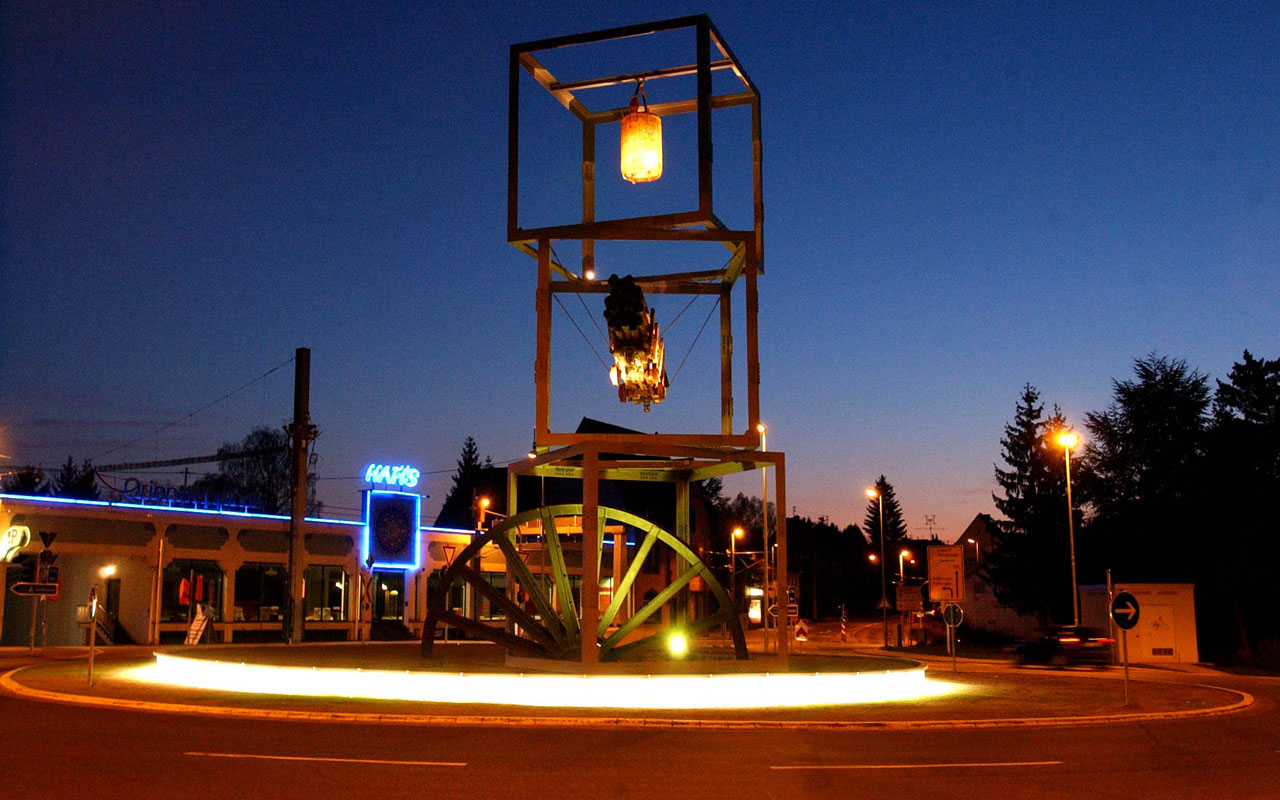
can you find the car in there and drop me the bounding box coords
[1010,625,1114,668]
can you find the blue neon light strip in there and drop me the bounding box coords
[0,493,363,527]
[362,490,422,571]
[1,493,473,548]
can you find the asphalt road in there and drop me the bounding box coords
[2,656,1278,799]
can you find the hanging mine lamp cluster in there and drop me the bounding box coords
[603,274,668,411]
[619,80,662,184]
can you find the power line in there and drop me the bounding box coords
[95,446,286,472]
[92,355,295,460]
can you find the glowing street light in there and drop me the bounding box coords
[730,526,744,619]
[898,549,912,583]
[866,486,887,646]
[1058,430,1081,626]
[966,536,980,562]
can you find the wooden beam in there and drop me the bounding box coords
[550,59,736,93]
[587,92,756,124]
[550,279,722,295]
[516,51,591,120]
[720,284,733,435]
[536,240,552,440]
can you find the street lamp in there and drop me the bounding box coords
[866,486,887,647]
[966,536,980,562]
[730,526,744,618]
[898,549,912,583]
[758,423,771,653]
[1057,430,1081,626]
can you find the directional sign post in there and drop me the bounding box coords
[9,582,60,597]
[941,603,964,671]
[1111,591,1140,705]
[1111,592,1139,629]
[928,545,965,603]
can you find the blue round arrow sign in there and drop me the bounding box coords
[1111,591,1140,630]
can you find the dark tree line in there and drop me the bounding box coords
[2,458,100,500]
[2,425,320,515]
[990,352,1280,665]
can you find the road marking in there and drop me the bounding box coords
[771,760,1063,771]
[185,752,465,767]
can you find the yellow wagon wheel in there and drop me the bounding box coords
[421,504,747,661]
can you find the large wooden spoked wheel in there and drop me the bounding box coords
[420,504,747,662]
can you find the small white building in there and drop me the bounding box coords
[1080,582,1199,664]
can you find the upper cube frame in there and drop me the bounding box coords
[508,14,763,267]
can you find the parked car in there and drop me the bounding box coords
[1010,625,1114,668]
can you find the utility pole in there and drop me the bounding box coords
[285,348,317,644]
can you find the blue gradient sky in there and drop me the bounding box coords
[3,2,1277,533]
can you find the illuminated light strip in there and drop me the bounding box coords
[770,761,1064,770]
[131,654,964,710]
[0,493,363,526]
[0,493,471,536]
[186,752,464,767]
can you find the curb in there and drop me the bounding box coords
[0,666,1255,731]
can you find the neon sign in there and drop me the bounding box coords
[363,463,420,489]
[363,490,422,570]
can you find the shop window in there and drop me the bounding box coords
[427,569,465,612]
[478,571,506,621]
[305,565,348,621]
[233,562,286,622]
[161,559,223,622]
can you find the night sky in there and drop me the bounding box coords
[3,2,1276,534]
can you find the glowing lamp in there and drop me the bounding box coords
[1057,431,1079,449]
[667,632,688,657]
[620,83,662,184]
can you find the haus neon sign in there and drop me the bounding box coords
[363,463,420,489]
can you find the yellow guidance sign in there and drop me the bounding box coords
[927,545,966,603]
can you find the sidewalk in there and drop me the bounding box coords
[0,642,1253,730]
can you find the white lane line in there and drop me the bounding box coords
[771,760,1063,771]
[185,752,465,767]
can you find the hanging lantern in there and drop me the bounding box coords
[620,81,662,184]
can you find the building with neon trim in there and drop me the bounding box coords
[0,492,473,646]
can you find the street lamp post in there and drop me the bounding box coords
[1057,431,1081,626]
[866,487,887,647]
[758,423,770,654]
[898,549,912,583]
[730,526,744,623]
[966,536,979,562]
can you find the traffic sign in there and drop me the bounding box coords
[1111,592,1140,630]
[895,582,924,612]
[794,619,809,641]
[928,545,966,602]
[10,582,60,597]
[941,603,963,627]
[2,526,30,562]
[877,596,892,610]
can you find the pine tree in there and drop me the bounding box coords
[986,385,1075,622]
[863,475,906,553]
[52,456,99,500]
[1204,351,1280,659]
[435,436,491,528]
